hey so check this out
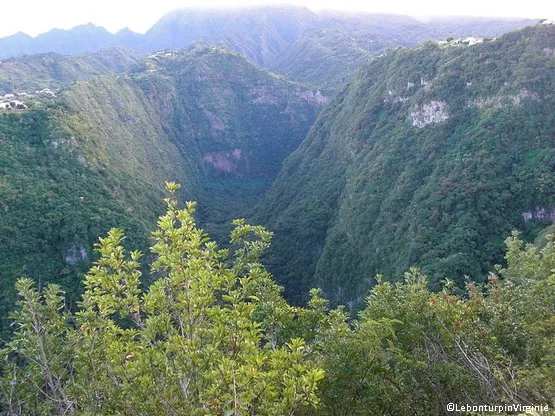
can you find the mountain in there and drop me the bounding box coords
[0,32,34,59]
[115,27,144,51]
[0,6,319,63]
[0,24,119,59]
[143,6,318,66]
[255,24,555,306]
[270,13,539,89]
[32,23,116,55]
[0,46,325,334]
[0,47,142,94]
[0,7,537,90]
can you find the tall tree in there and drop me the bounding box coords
[1,183,324,415]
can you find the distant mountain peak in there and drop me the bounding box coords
[9,31,33,39]
[116,27,139,36]
[71,23,110,33]
[0,8,539,66]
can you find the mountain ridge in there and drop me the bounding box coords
[0,47,142,95]
[255,23,555,305]
[0,7,538,89]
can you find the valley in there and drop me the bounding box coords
[257,24,555,305]
[0,6,553,415]
[0,5,552,333]
[0,45,325,334]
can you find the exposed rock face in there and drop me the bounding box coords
[522,207,555,222]
[470,89,540,109]
[65,245,87,265]
[203,149,243,173]
[250,87,328,106]
[296,90,329,105]
[411,101,449,128]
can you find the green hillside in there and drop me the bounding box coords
[0,48,141,95]
[144,6,318,67]
[0,109,157,338]
[268,14,539,89]
[0,47,325,335]
[268,27,379,89]
[0,6,536,93]
[256,24,555,305]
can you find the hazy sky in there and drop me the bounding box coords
[1,0,554,38]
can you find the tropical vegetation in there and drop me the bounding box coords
[1,185,553,415]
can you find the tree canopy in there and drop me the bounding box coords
[1,184,553,415]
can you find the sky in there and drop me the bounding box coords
[1,0,554,38]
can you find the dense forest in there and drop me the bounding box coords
[257,24,555,306]
[0,46,325,336]
[1,185,553,414]
[0,7,554,415]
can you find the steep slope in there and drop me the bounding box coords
[270,13,539,89]
[0,47,325,335]
[0,48,142,94]
[144,6,318,67]
[65,46,326,235]
[268,27,379,89]
[256,24,555,305]
[0,108,162,338]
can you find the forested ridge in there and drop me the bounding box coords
[0,48,142,95]
[0,46,324,336]
[257,24,555,306]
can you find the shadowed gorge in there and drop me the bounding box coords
[0,46,325,335]
[256,24,555,306]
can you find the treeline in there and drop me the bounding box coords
[1,186,553,415]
